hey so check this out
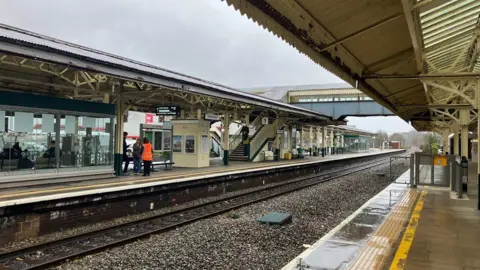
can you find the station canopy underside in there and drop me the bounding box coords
[224,0,480,132]
[0,24,341,127]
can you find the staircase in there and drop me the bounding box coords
[210,128,223,158]
[229,137,251,161]
[228,113,272,161]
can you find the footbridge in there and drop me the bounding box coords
[242,83,394,120]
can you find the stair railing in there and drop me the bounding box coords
[249,119,279,159]
[229,115,264,154]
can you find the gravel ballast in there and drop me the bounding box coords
[54,161,409,270]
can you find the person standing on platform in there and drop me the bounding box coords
[142,137,154,177]
[132,138,143,176]
[274,134,281,161]
[241,124,250,157]
[123,132,130,175]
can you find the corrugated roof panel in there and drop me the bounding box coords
[0,24,334,121]
[419,0,480,73]
[289,89,362,97]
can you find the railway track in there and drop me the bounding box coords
[0,153,409,270]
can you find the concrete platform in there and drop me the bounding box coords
[399,163,480,270]
[283,160,480,270]
[0,149,402,206]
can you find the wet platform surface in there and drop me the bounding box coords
[282,170,416,270]
[402,163,480,270]
[284,159,480,270]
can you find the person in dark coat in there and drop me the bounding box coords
[123,132,130,174]
[43,140,56,158]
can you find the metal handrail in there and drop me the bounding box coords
[249,119,279,158]
[229,115,263,152]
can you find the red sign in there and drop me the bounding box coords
[145,113,154,124]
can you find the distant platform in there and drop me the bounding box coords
[0,149,403,207]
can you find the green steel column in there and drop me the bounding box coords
[114,95,124,176]
[223,111,229,165]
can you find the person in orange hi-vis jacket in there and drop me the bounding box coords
[142,137,154,176]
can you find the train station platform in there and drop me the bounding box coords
[283,158,480,270]
[0,149,402,205]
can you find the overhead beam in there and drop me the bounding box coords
[384,84,421,98]
[319,13,403,52]
[363,72,480,80]
[401,0,424,72]
[395,104,473,108]
[366,49,414,73]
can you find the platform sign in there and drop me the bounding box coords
[145,113,154,124]
[155,106,180,116]
[204,113,220,121]
[434,155,447,167]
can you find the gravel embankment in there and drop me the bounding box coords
[54,161,409,270]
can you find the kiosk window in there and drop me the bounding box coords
[173,135,182,153]
[185,135,195,153]
[163,131,172,151]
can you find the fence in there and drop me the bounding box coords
[410,152,468,198]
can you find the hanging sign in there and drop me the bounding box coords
[204,113,220,121]
[155,106,180,116]
[262,117,269,125]
[145,113,154,124]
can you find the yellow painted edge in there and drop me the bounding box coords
[389,190,427,270]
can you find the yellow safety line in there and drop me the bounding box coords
[389,190,427,270]
[0,159,315,200]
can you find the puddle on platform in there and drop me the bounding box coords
[291,177,411,270]
[300,240,360,270]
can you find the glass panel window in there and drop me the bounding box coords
[173,135,182,152]
[154,132,162,151]
[163,131,172,151]
[185,135,195,153]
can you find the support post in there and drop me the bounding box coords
[197,108,202,120]
[114,95,124,176]
[415,152,420,186]
[477,80,480,209]
[450,155,455,191]
[330,128,334,154]
[316,127,321,155]
[460,109,469,160]
[299,128,303,148]
[410,153,415,187]
[108,117,114,165]
[223,111,229,165]
[309,126,313,156]
[442,130,449,155]
[454,125,460,156]
[431,153,435,185]
[322,126,326,157]
[55,113,61,170]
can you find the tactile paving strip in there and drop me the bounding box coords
[346,189,421,270]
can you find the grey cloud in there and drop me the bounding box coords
[0,0,411,132]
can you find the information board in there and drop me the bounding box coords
[155,106,180,116]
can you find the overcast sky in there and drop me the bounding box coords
[0,0,413,133]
